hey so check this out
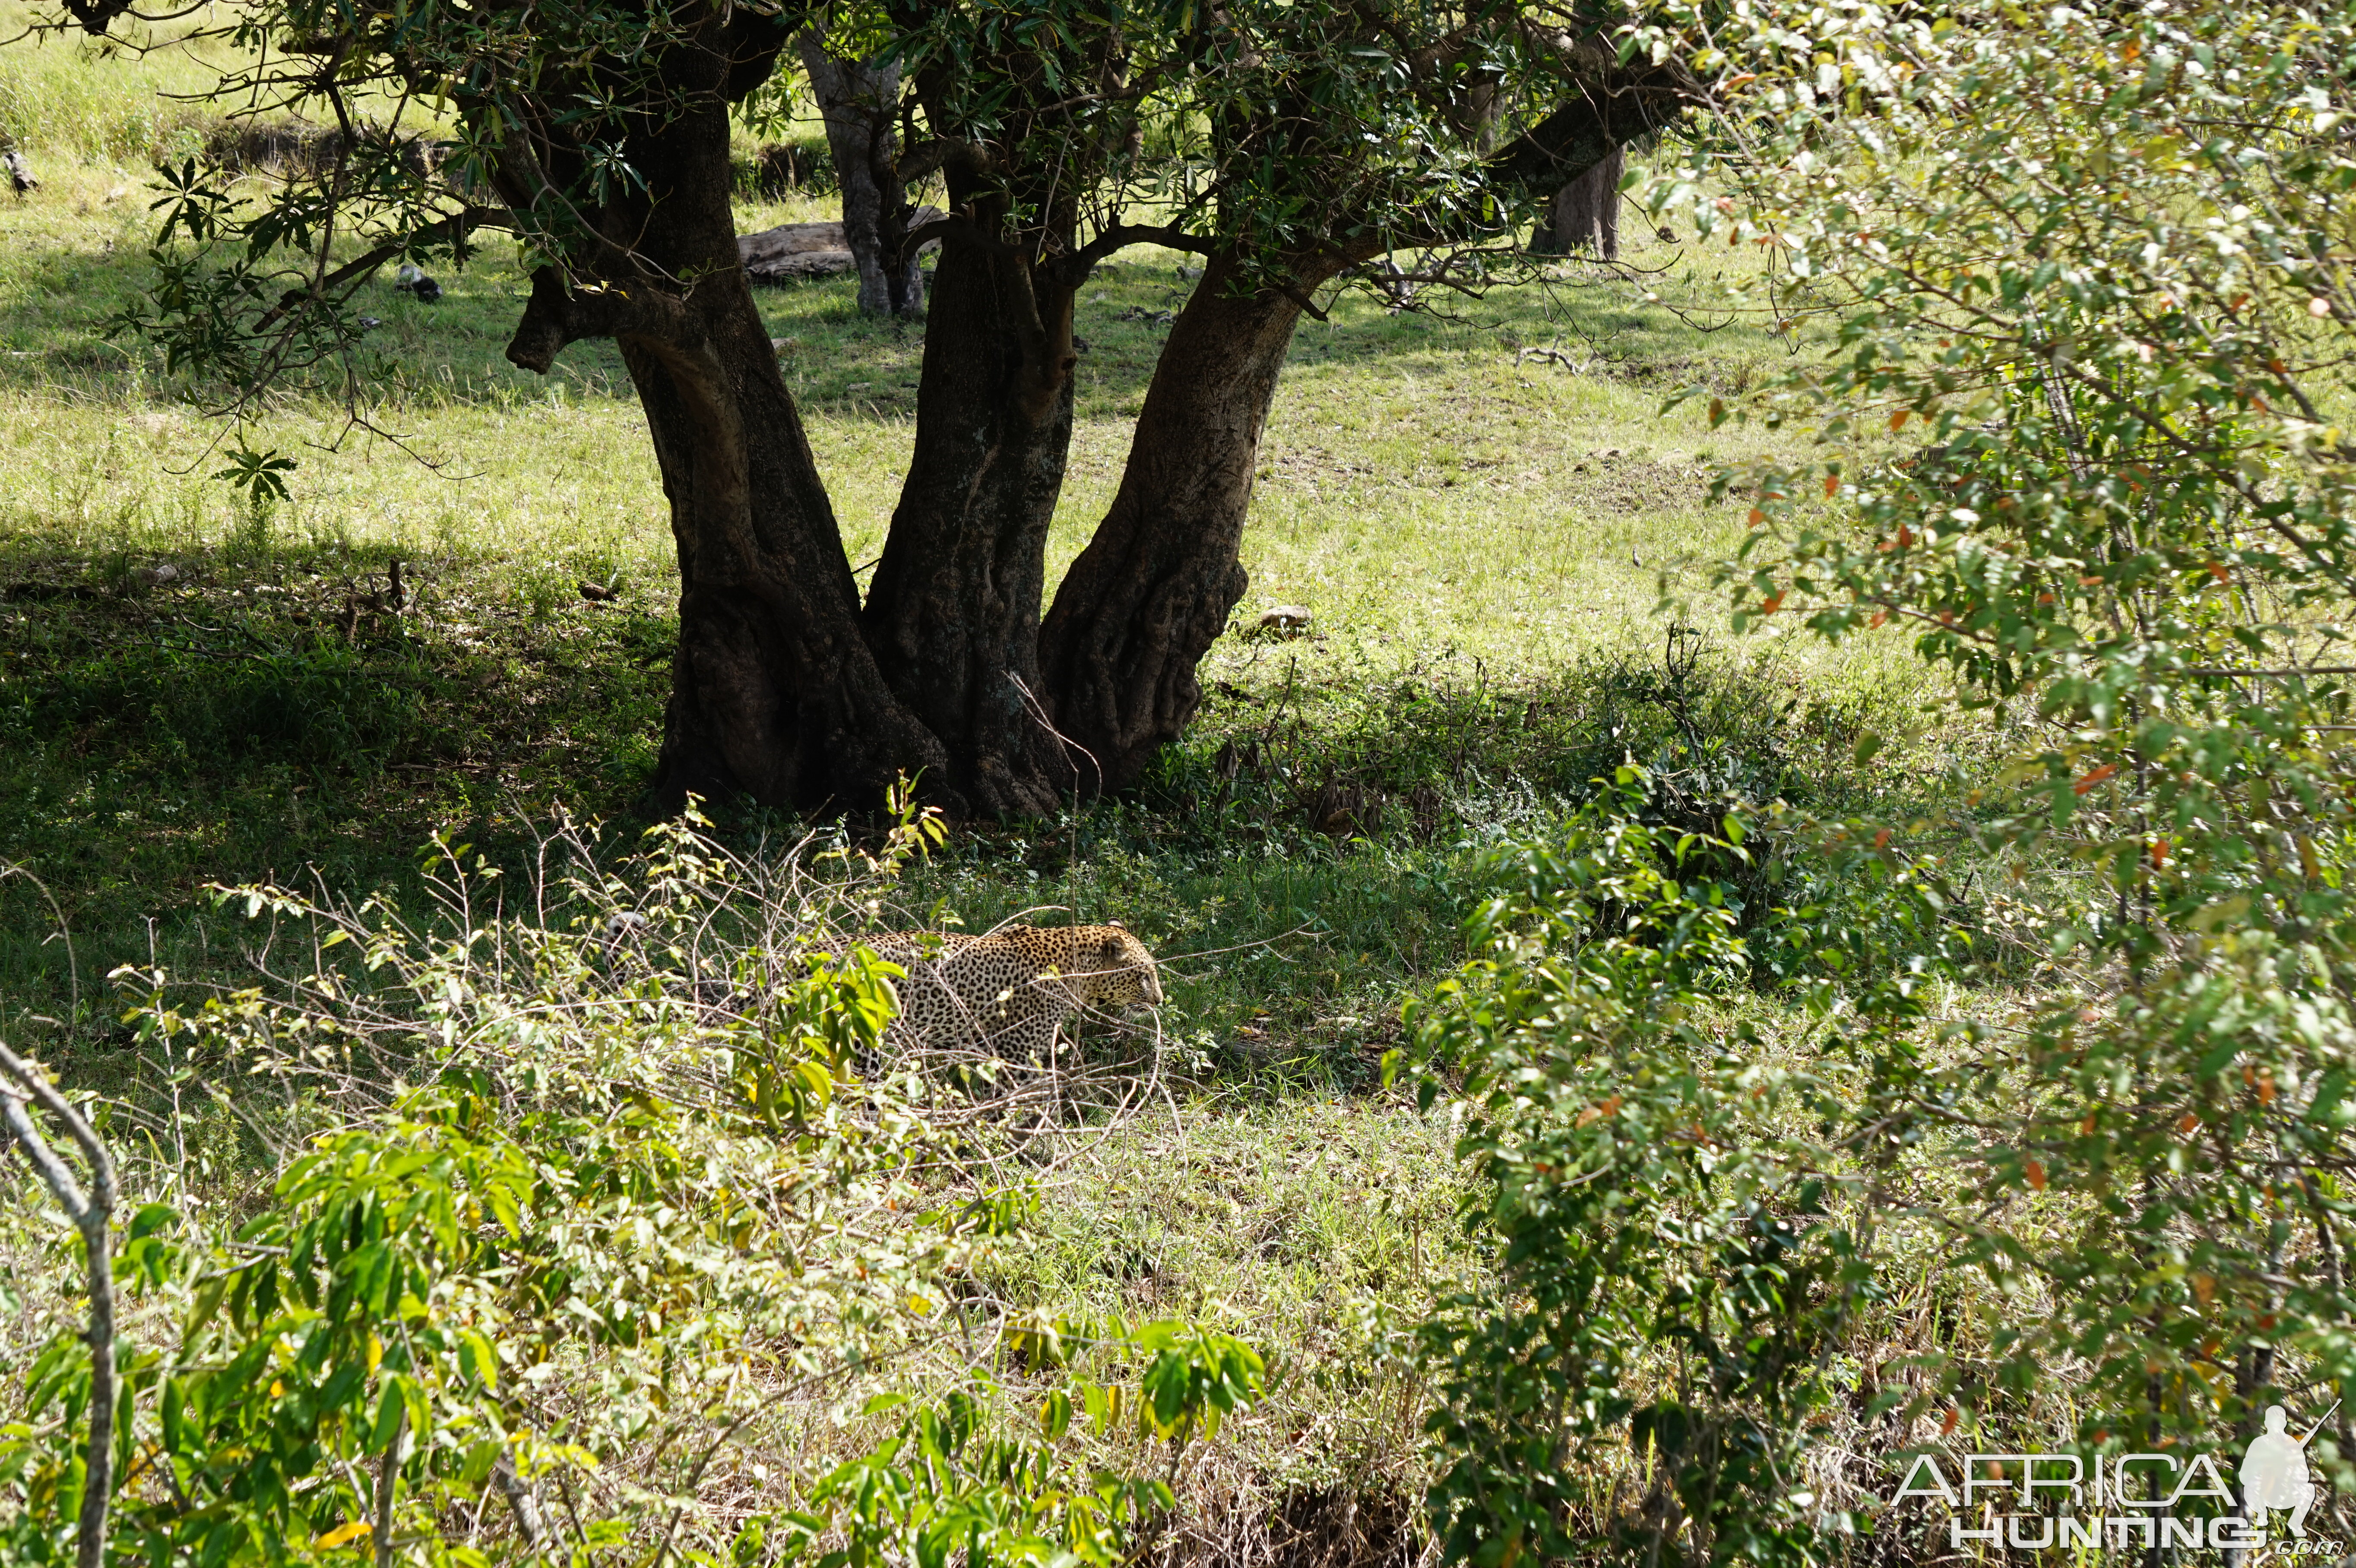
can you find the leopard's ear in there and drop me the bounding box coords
[1105,919,1124,930]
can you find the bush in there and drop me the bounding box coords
[1404,3,2356,1561]
[0,802,1263,1565]
[1402,784,1861,1567]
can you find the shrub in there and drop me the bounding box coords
[0,802,1260,1565]
[1400,781,1875,1566]
[1405,2,2356,1560]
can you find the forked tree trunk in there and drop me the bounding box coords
[861,194,1082,813]
[1037,250,1353,793]
[499,38,1688,819]
[797,33,923,317]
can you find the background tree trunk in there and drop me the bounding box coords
[859,197,1081,814]
[1551,144,1624,258]
[1037,250,1352,794]
[797,33,923,318]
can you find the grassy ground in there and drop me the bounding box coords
[0,63,1982,1554]
[0,140,1919,1004]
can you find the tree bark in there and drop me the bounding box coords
[859,188,1083,813]
[1037,249,1353,793]
[1550,145,1624,258]
[505,35,953,814]
[797,33,923,318]
[0,1043,117,1568]
[501,34,1694,817]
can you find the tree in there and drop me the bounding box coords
[71,0,1704,816]
[1543,143,1623,257]
[794,27,924,317]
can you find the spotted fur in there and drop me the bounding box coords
[836,922,1162,1068]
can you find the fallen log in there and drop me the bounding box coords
[738,205,941,285]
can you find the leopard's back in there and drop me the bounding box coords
[831,922,1162,1065]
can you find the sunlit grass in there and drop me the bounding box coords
[0,122,1930,1027]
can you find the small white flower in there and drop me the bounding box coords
[2312,297,2336,318]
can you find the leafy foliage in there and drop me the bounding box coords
[1397,0,2356,1558]
[1400,783,1870,1566]
[0,807,1265,1565]
[60,0,1686,482]
[862,0,1608,284]
[791,1323,1263,1568]
[1666,0,2356,1470]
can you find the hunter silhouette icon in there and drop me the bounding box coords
[2242,1402,2335,1538]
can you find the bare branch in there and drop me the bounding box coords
[1054,221,1216,285]
[372,1400,406,1568]
[0,1042,117,1568]
[1276,281,1331,323]
[493,1458,548,1553]
[900,212,1023,262]
[253,205,513,332]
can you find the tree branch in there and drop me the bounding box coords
[372,1400,406,1568]
[504,266,693,374]
[1370,61,1703,252]
[1275,282,1331,323]
[0,1042,117,1568]
[901,213,1022,262]
[893,139,1003,186]
[1052,221,1216,285]
[493,1456,548,1553]
[2185,666,2356,678]
[255,205,513,332]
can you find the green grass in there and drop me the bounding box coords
[0,139,1919,998]
[0,90,1987,1558]
[0,3,234,165]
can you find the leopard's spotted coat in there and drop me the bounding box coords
[836,922,1162,1067]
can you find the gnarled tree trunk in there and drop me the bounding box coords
[860,187,1083,814]
[502,33,1692,818]
[1036,82,1686,798]
[505,35,951,813]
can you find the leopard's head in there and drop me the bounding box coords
[1087,922,1163,1006]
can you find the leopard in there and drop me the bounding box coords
[824,921,1163,1072]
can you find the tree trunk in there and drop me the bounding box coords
[506,54,950,813]
[797,33,923,318]
[1552,144,1624,258]
[859,190,1082,814]
[494,40,1689,818]
[1036,95,1682,797]
[1037,250,1344,793]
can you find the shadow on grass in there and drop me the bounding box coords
[0,537,669,1015]
[2,544,1944,1098]
[885,632,1959,1080]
